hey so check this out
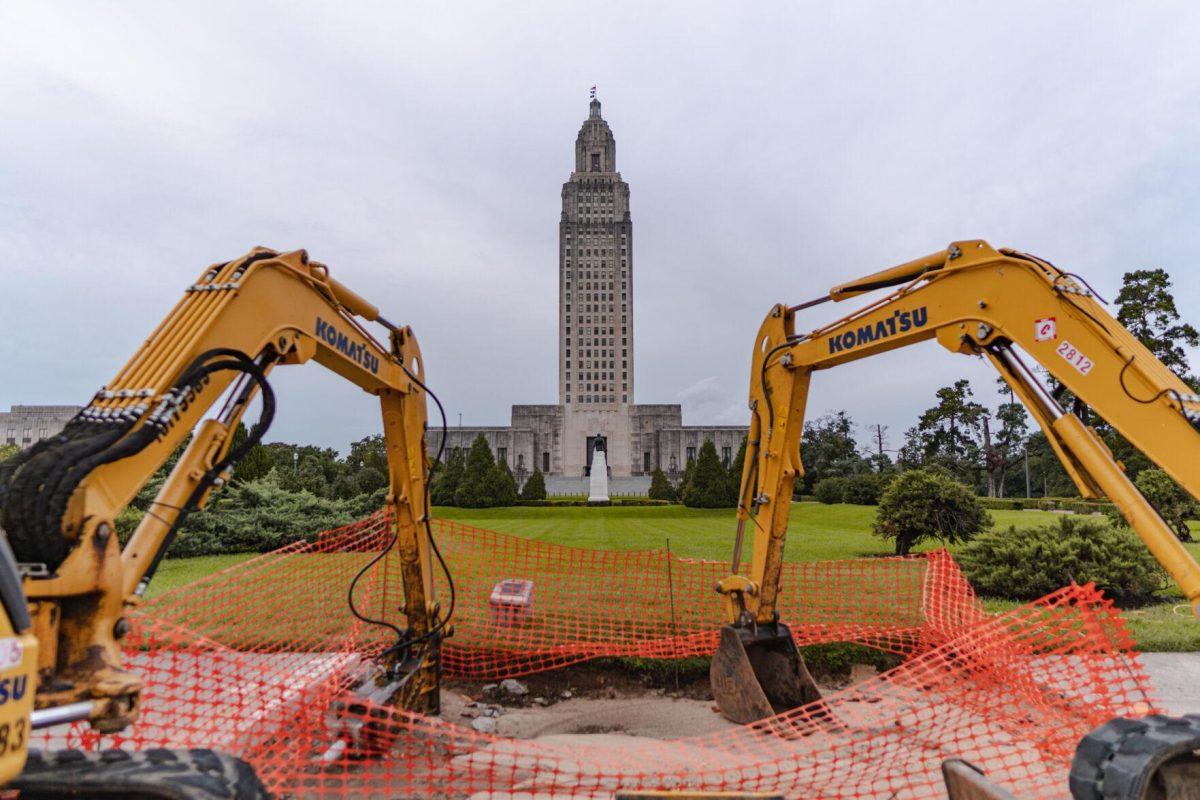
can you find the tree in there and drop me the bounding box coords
[865,423,895,474]
[341,434,389,495]
[981,378,1031,498]
[455,435,497,508]
[1115,268,1199,383]
[485,459,519,507]
[799,412,864,493]
[1134,469,1198,542]
[266,443,343,496]
[1025,430,1077,497]
[431,447,466,506]
[330,472,363,500]
[647,468,677,502]
[678,458,697,499]
[725,436,748,506]
[986,400,1028,497]
[813,477,848,504]
[0,444,18,463]
[873,469,991,555]
[865,451,895,475]
[1086,268,1200,488]
[868,423,889,459]
[347,434,388,476]
[278,454,330,496]
[842,473,886,505]
[683,440,733,508]
[229,422,275,483]
[520,469,547,501]
[355,465,388,495]
[900,380,987,487]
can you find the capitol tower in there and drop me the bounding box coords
[433,95,743,486]
[558,95,634,408]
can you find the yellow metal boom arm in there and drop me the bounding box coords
[720,240,1200,629]
[0,248,441,732]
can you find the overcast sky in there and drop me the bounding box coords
[2,3,1199,453]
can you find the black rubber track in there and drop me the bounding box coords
[15,747,271,800]
[1070,714,1200,800]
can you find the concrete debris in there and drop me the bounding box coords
[471,716,498,734]
[500,679,529,697]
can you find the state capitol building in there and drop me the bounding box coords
[431,97,744,491]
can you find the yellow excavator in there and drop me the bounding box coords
[711,240,1200,798]
[0,248,445,797]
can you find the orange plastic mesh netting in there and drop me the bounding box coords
[36,511,1156,798]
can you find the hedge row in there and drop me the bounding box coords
[513,498,671,507]
[978,496,1115,515]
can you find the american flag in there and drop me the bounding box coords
[589,86,596,99]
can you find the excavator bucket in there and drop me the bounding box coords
[710,623,823,724]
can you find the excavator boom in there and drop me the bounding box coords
[713,239,1200,724]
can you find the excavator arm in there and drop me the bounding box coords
[712,239,1200,724]
[0,248,443,740]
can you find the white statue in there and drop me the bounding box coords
[588,437,610,504]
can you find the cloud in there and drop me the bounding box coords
[1,2,1198,450]
[678,376,745,424]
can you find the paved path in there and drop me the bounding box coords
[1142,652,1200,715]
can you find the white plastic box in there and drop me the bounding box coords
[488,579,535,627]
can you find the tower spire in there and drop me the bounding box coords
[589,86,601,118]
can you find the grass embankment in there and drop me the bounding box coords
[153,503,1200,650]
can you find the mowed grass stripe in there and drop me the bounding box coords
[149,503,1200,650]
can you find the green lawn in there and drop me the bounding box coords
[146,554,261,599]
[432,503,1069,561]
[152,502,1200,650]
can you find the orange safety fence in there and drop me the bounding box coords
[36,511,1157,798]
